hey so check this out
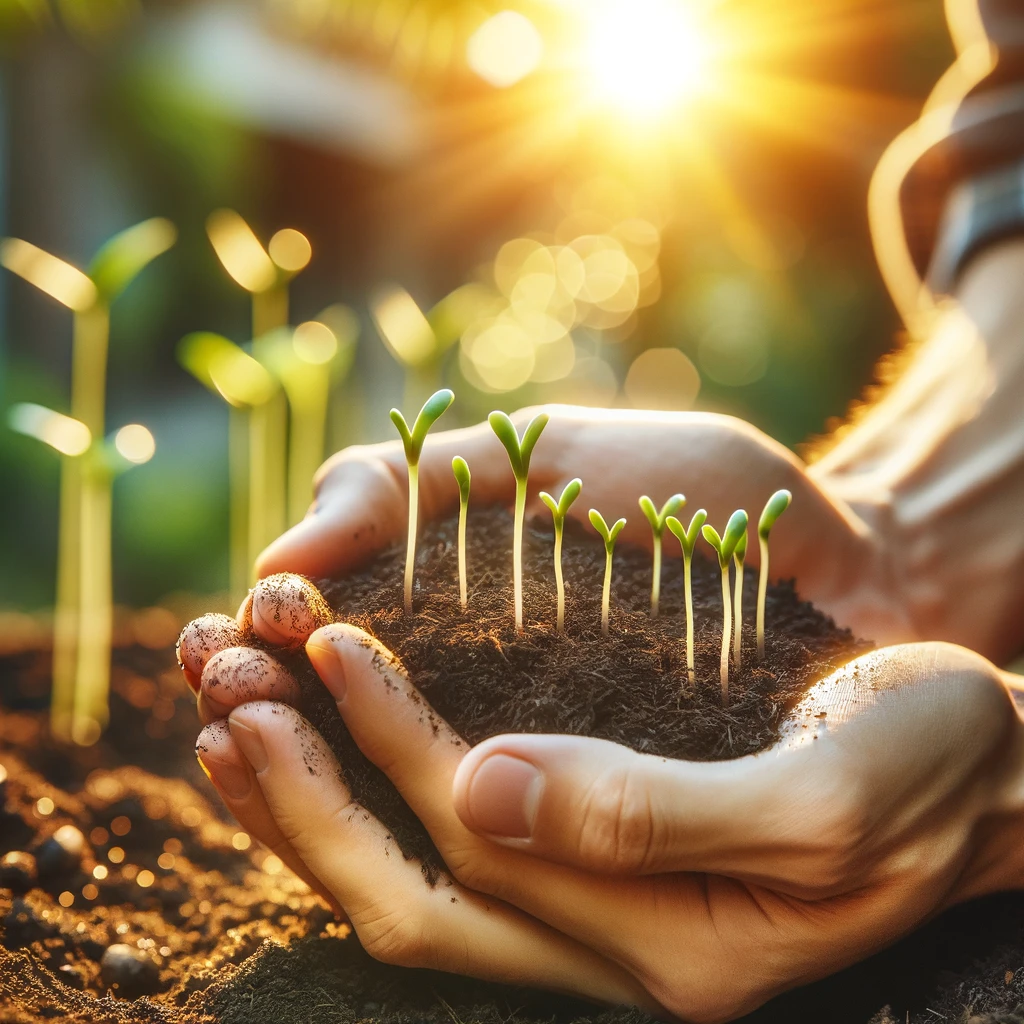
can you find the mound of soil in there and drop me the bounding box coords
[3,507,1024,1023]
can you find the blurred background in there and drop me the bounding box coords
[0,0,952,617]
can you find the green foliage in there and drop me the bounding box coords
[88,218,177,305]
[452,456,471,503]
[638,493,685,537]
[488,411,549,482]
[702,509,749,568]
[734,528,748,564]
[589,508,626,552]
[539,477,582,529]
[666,509,708,558]
[390,389,455,466]
[758,488,792,539]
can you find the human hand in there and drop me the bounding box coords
[179,578,1024,1022]
[256,406,910,648]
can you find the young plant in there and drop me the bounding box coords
[489,411,549,632]
[757,489,793,661]
[639,493,686,617]
[732,527,748,670]
[665,508,708,684]
[539,478,583,633]
[589,509,627,636]
[391,389,455,613]
[701,509,749,703]
[452,456,471,610]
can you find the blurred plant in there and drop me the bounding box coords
[452,456,471,610]
[539,477,582,633]
[489,410,548,632]
[732,527,748,670]
[757,489,792,660]
[1,219,174,744]
[638,492,685,617]
[589,508,626,636]
[666,507,707,684]
[702,509,748,702]
[391,389,455,614]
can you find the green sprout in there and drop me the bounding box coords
[665,508,708,685]
[757,489,792,661]
[702,509,749,703]
[391,389,455,614]
[638,493,686,617]
[539,478,582,633]
[732,527,748,671]
[589,509,627,636]
[489,411,549,632]
[452,456,471,610]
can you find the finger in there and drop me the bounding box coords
[198,647,301,725]
[226,700,655,1009]
[176,614,246,693]
[238,573,334,648]
[195,719,338,908]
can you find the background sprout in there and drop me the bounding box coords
[452,457,471,610]
[539,478,582,633]
[391,389,455,613]
[489,411,549,632]
[589,509,626,636]
[665,508,708,684]
[757,489,793,661]
[702,509,749,703]
[638,493,685,617]
[1,219,174,744]
[732,527,748,670]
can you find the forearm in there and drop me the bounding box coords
[810,238,1024,662]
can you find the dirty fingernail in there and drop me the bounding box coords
[466,754,543,840]
[229,719,269,774]
[199,755,252,800]
[306,641,347,703]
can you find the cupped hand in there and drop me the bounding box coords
[256,406,908,647]
[179,577,1024,1023]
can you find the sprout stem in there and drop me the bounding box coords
[601,546,613,636]
[540,478,581,635]
[732,557,744,671]
[757,534,769,661]
[458,494,468,610]
[553,524,565,632]
[404,462,420,615]
[513,478,526,631]
[684,554,695,683]
[719,564,732,704]
[651,536,662,618]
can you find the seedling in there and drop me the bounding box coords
[757,489,792,660]
[701,510,749,703]
[638,493,685,617]
[665,508,708,684]
[452,457,471,610]
[489,411,549,632]
[391,389,455,613]
[732,528,748,670]
[589,509,626,636]
[539,478,583,633]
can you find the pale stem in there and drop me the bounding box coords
[228,406,250,606]
[554,525,565,633]
[684,554,695,685]
[651,535,662,617]
[513,479,526,632]
[51,455,80,741]
[252,285,287,340]
[458,496,468,610]
[404,462,420,614]
[733,560,744,670]
[287,373,329,525]
[248,402,270,584]
[757,535,769,661]
[719,566,732,704]
[601,548,613,636]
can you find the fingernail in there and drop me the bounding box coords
[198,754,252,800]
[466,754,543,839]
[306,640,347,703]
[229,719,269,774]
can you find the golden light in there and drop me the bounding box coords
[114,424,156,465]
[8,403,92,457]
[293,320,338,365]
[206,210,276,294]
[583,0,714,119]
[0,238,97,311]
[467,11,543,88]
[268,228,312,273]
[624,347,701,410]
[370,285,437,367]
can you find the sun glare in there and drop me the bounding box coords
[584,0,714,119]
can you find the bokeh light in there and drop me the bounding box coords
[370,285,437,368]
[8,404,92,457]
[0,238,97,311]
[467,11,543,88]
[625,348,701,410]
[114,425,156,465]
[293,320,339,364]
[268,228,312,273]
[206,210,277,294]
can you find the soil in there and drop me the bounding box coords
[3,505,1024,1023]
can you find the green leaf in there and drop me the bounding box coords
[178,332,276,407]
[758,489,792,539]
[540,478,582,528]
[589,508,626,551]
[519,414,549,471]
[539,492,559,516]
[666,508,707,558]
[89,218,177,304]
[390,409,414,460]
[488,411,549,482]
[392,389,454,464]
[452,456,471,501]
[638,493,685,536]
[734,530,748,563]
[723,509,749,561]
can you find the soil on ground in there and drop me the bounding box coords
[3,507,1024,1023]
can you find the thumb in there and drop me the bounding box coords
[452,734,805,877]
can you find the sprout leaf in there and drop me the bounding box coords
[391,389,454,466]
[638,493,685,536]
[89,218,177,304]
[452,456,471,501]
[758,489,792,539]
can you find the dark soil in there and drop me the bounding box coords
[3,506,1024,1023]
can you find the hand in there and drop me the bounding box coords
[256,406,913,649]
[179,576,1024,1022]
